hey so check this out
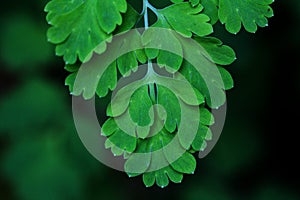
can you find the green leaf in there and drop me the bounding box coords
[97,0,127,33]
[129,85,153,127]
[107,81,144,118]
[125,128,183,188]
[125,129,190,187]
[142,166,183,188]
[179,60,226,108]
[106,129,137,154]
[194,36,236,65]
[45,0,127,64]
[115,6,143,76]
[165,166,184,183]
[200,0,219,24]
[218,0,274,34]
[114,5,140,34]
[117,52,139,76]
[170,0,200,7]
[115,6,144,75]
[124,129,171,174]
[122,113,204,187]
[45,0,84,22]
[125,140,151,175]
[158,2,213,37]
[200,107,215,126]
[170,152,196,174]
[135,49,148,64]
[50,3,140,98]
[70,29,145,99]
[44,0,276,189]
[157,85,181,133]
[175,34,234,108]
[64,63,80,72]
[192,125,212,151]
[153,168,170,188]
[102,114,138,155]
[143,172,156,187]
[65,61,118,98]
[108,72,204,119]
[190,0,200,7]
[218,67,234,90]
[143,18,183,72]
[101,118,118,137]
[65,72,77,93]
[96,61,117,97]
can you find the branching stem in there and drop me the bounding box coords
[143,0,158,102]
[142,0,159,25]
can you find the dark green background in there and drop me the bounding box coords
[0,0,299,199]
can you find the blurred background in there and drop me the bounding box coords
[0,0,299,199]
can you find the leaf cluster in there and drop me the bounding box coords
[45,0,273,187]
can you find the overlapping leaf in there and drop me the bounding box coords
[65,61,118,98]
[64,6,142,98]
[219,0,274,34]
[63,19,235,187]
[45,0,127,64]
[179,36,235,108]
[43,0,272,188]
[200,0,219,25]
[194,36,236,65]
[142,2,213,72]
[170,0,200,8]
[102,117,137,156]
[159,3,213,37]
[101,77,215,187]
[124,128,197,188]
[170,0,218,24]
[128,85,153,128]
[171,0,274,33]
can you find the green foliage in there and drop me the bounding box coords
[158,3,213,37]
[45,0,274,188]
[2,136,85,200]
[0,80,67,135]
[0,79,102,200]
[129,85,153,127]
[200,0,219,24]
[0,15,52,71]
[45,0,128,64]
[170,0,274,33]
[218,0,273,34]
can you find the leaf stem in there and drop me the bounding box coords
[142,0,159,29]
[143,0,156,76]
[143,0,149,29]
[147,2,159,16]
[143,0,158,102]
[147,60,155,75]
